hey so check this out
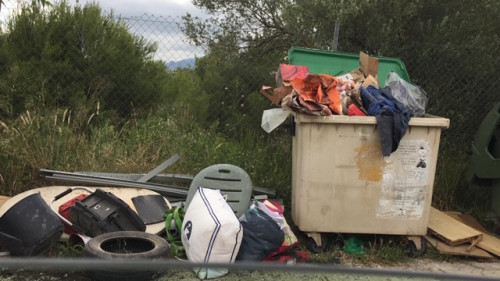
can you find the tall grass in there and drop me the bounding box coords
[432,143,493,223]
[0,108,293,201]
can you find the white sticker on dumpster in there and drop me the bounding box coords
[377,140,431,219]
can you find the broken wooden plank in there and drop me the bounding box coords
[428,207,483,246]
[475,232,500,257]
[467,236,483,251]
[445,212,500,257]
[425,235,494,259]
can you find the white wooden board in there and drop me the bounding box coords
[0,186,169,235]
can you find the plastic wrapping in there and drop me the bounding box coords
[386,71,428,117]
[261,108,291,133]
[343,237,364,254]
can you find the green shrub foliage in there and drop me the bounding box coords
[0,1,168,119]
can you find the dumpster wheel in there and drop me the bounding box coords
[407,235,427,257]
[306,233,329,253]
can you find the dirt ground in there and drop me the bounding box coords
[369,258,500,279]
[155,258,500,280]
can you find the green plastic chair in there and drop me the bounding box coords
[184,164,253,218]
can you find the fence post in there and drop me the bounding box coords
[332,21,340,51]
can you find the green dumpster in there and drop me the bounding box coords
[288,47,411,86]
[463,101,500,215]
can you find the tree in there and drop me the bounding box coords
[0,0,169,120]
[183,0,362,55]
[183,0,500,148]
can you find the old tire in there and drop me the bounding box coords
[84,231,169,281]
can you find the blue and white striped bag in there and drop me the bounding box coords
[181,187,243,279]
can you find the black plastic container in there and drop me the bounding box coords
[69,189,146,237]
[0,192,64,256]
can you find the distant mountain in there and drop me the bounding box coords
[166,58,196,70]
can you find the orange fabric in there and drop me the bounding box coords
[290,74,342,115]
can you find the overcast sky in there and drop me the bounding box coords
[72,0,210,61]
[72,0,209,18]
[1,0,210,61]
[1,0,208,20]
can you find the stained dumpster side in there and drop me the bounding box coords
[291,114,450,235]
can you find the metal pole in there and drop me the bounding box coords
[333,21,340,51]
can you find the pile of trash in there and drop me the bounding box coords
[260,52,429,156]
[0,163,305,280]
[173,187,306,279]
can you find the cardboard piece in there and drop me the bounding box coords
[445,212,490,233]
[260,85,293,107]
[446,212,500,257]
[348,69,365,83]
[428,207,483,246]
[475,231,500,257]
[346,52,379,87]
[362,75,379,89]
[359,51,379,79]
[425,235,494,259]
[338,52,379,115]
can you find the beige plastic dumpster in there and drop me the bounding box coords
[291,113,449,247]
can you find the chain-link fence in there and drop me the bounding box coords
[118,14,205,63]
[117,13,498,157]
[385,45,499,157]
[1,0,499,162]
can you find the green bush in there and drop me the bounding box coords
[0,0,168,119]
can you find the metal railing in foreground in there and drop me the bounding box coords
[0,257,496,281]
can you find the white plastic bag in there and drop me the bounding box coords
[181,187,243,279]
[261,108,291,133]
[386,72,428,117]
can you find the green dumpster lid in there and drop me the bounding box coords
[288,47,411,86]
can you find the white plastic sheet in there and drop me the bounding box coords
[261,108,291,133]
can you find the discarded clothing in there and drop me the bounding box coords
[360,85,411,156]
[283,90,332,116]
